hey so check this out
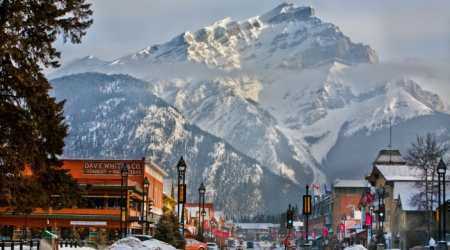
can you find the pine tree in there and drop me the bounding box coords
[69,228,82,247]
[154,206,186,247]
[0,0,93,214]
[368,236,377,250]
[154,212,175,244]
[51,226,60,237]
[169,208,186,250]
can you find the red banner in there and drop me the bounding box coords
[339,224,344,232]
[322,229,327,237]
[312,232,316,238]
[366,214,372,226]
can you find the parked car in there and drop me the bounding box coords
[236,245,244,250]
[126,234,152,242]
[207,242,219,250]
[247,241,254,249]
[186,239,207,250]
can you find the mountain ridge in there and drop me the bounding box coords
[47,3,450,211]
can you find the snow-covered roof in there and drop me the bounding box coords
[373,150,406,165]
[293,221,303,227]
[392,182,418,200]
[399,193,450,211]
[376,165,421,181]
[398,193,419,211]
[347,224,361,230]
[334,180,370,188]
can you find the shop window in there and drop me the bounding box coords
[61,228,69,238]
[83,198,105,209]
[108,198,120,209]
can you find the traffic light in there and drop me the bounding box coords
[148,198,153,215]
[447,200,450,211]
[379,204,385,222]
[287,210,293,228]
[436,208,440,222]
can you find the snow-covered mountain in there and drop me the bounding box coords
[51,73,306,217]
[49,3,450,204]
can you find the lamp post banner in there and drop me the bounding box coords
[366,214,372,226]
[178,184,186,203]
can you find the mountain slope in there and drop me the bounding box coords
[50,72,304,217]
[48,3,449,196]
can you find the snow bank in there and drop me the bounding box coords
[108,237,177,250]
[344,245,368,250]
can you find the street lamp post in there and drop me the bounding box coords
[438,159,447,237]
[303,185,311,245]
[199,183,206,241]
[202,208,206,240]
[120,163,129,239]
[367,202,374,246]
[341,213,347,244]
[369,202,374,237]
[377,185,385,240]
[177,157,187,235]
[142,177,149,234]
[148,198,153,235]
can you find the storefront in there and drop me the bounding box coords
[0,157,167,242]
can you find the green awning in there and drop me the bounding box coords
[41,230,58,238]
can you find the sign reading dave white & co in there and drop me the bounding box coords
[83,161,142,175]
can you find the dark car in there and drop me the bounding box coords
[247,241,254,249]
[236,245,244,250]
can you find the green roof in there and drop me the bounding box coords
[41,230,58,238]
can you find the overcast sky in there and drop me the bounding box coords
[49,0,450,100]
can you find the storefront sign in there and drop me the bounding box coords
[83,161,143,175]
[70,221,107,226]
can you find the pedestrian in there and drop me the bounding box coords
[429,237,436,250]
[284,237,291,250]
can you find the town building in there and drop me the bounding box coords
[0,157,167,243]
[363,149,450,249]
[182,203,217,239]
[304,180,368,249]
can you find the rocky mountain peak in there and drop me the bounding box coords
[259,3,315,24]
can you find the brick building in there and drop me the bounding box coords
[0,157,167,243]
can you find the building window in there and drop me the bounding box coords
[385,186,390,198]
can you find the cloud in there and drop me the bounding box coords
[339,58,450,103]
